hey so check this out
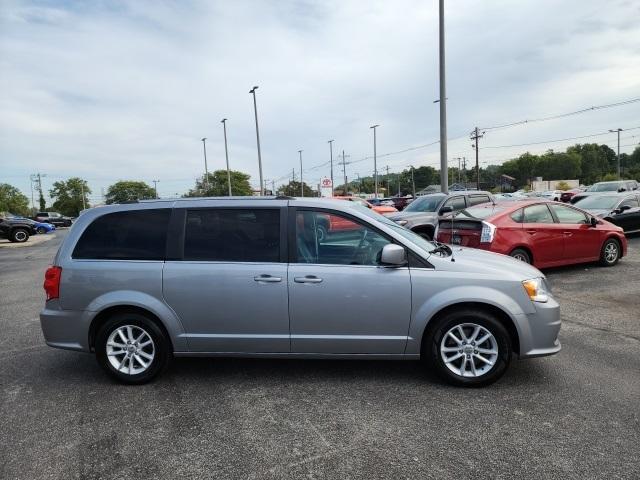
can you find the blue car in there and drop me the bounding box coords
[35,222,56,234]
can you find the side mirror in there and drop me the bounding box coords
[380,244,407,266]
[439,206,454,215]
[590,216,598,227]
[617,205,631,213]
[618,187,626,192]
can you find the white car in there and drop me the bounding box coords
[541,190,563,201]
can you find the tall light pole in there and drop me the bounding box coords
[438,0,448,194]
[609,128,623,179]
[249,86,264,195]
[328,139,334,196]
[221,118,232,196]
[152,180,159,199]
[410,166,416,198]
[298,149,304,197]
[201,138,209,193]
[370,125,379,198]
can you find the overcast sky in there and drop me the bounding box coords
[1,0,639,204]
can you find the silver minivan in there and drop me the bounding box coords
[40,197,561,387]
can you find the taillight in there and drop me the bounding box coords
[44,266,62,300]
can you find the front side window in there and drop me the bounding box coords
[73,209,170,260]
[404,194,444,213]
[468,195,491,206]
[184,209,280,262]
[443,196,466,211]
[523,204,555,224]
[619,197,639,208]
[296,210,391,265]
[549,204,588,224]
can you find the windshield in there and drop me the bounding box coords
[456,205,505,220]
[350,203,438,253]
[404,194,444,212]
[587,183,620,192]
[575,195,623,209]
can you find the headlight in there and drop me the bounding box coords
[480,221,496,243]
[522,277,549,303]
[396,220,408,226]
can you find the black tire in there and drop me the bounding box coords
[64,220,72,227]
[10,228,29,243]
[37,226,47,234]
[599,238,620,267]
[316,224,328,242]
[423,309,512,387]
[414,229,433,241]
[95,312,172,384]
[509,248,531,264]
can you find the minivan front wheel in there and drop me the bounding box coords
[95,312,171,384]
[425,309,511,387]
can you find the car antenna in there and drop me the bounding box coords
[449,208,457,262]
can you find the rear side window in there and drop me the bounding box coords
[73,209,170,260]
[443,196,466,211]
[510,208,524,223]
[523,204,554,224]
[468,195,490,206]
[184,209,280,262]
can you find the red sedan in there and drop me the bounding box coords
[436,200,627,268]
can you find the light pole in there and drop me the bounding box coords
[609,128,623,179]
[438,0,448,194]
[249,86,264,195]
[221,118,232,196]
[328,139,334,196]
[410,166,416,198]
[201,138,209,193]
[298,149,304,197]
[152,180,159,199]
[370,125,379,198]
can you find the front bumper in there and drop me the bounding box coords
[516,295,562,358]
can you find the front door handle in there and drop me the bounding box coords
[294,275,323,284]
[254,275,282,283]
[563,231,573,236]
[526,229,537,235]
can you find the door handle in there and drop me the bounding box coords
[526,229,537,235]
[253,275,282,283]
[563,231,573,236]
[294,275,323,284]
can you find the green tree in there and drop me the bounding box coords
[185,170,253,197]
[280,180,316,197]
[0,183,30,216]
[49,177,91,216]
[106,181,156,204]
[566,144,612,184]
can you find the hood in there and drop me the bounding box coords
[433,246,544,280]
[387,210,437,222]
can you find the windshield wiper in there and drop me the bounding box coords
[429,244,451,255]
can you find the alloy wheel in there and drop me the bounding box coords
[106,325,155,375]
[440,323,499,378]
[604,242,618,263]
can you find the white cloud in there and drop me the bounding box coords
[0,0,639,203]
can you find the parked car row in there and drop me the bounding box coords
[0,213,57,243]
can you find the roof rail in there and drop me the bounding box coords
[118,200,140,204]
[275,195,295,200]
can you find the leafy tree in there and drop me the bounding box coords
[280,180,316,197]
[0,183,30,216]
[49,177,91,216]
[566,144,611,184]
[185,170,253,197]
[105,181,156,204]
[556,181,571,191]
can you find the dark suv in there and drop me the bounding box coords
[387,191,494,239]
[0,213,38,243]
[34,212,73,227]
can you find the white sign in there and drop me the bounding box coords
[320,178,333,197]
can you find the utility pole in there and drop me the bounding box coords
[397,174,401,196]
[438,0,448,194]
[29,174,36,212]
[35,173,46,210]
[370,125,379,198]
[328,139,334,196]
[249,86,264,195]
[272,180,275,195]
[356,173,361,194]
[471,127,484,190]
[609,128,623,179]
[410,166,416,198]
[152,180,159,199]
[298,150,304,197]
[462,157,467,186]
[341,150,350,194]
[80,181,87,209]
[201,138,209,193]
[221,118,232,196]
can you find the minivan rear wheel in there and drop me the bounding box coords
[424,309,512,387]
[95,312,171,384]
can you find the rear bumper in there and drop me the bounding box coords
[40,305,90,352]
[516,296,562,358]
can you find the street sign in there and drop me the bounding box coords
[320,178,333,197]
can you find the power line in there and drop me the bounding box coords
[480,97,640,131]
[481,126,640,149]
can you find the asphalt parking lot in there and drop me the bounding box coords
[1,230,639,479]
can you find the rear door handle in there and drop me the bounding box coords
[294,275,323,284]
[254,275,282,283]
[526,229,537,235]
[563,231,573,236]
